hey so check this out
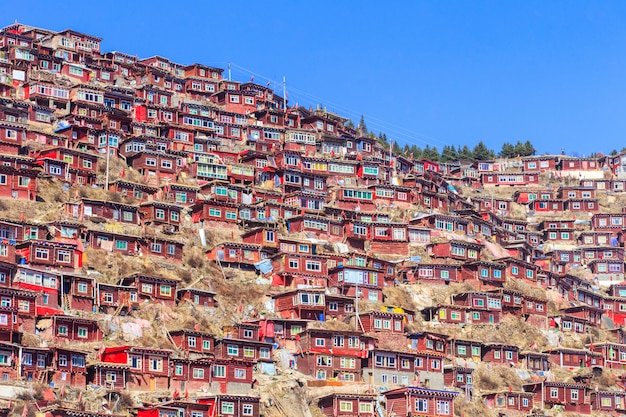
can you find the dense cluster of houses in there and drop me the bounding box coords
[1,21,626,417]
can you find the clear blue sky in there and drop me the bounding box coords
[4,0,626,156]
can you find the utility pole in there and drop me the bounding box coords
[105,139,110,191]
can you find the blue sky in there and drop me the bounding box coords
[4,0,626,156]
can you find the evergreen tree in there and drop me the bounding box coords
[441,145,459,162]
[358,115,367,134]
[410,145,422,160]
[458,145,473,161]
[345,119,355,130]
[499,142,516,158]
[611,149,618,156]
[522,140,535,156]
[472,141,494,161]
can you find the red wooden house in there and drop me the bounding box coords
[590,390,626,415]
[108,180,160,203]
[87,229,141,256]
[522,155,557,172]
[16,239,81,270]
[317,393,377,417]
[49,347,89,388]
[36,147,98,185]
[428,240,483,262]
[271,288,326,320]
[545,347,602,368]
[118,274,179,307]
[383,386,459,417]
[48,315,102,343]
[481,342,519,365]
[96,283,136,314]
[461,260,506,287]
[401,262,462,284]
[14,265,61,310]
[328,265,385,303]
[483,391,534,413]
[481,172,540,187]
[356,310,406,335]
[139,236,184,262]
[139,201,184,231]
[61,273,95,312]
[297,328,374,381]
[100,346,173,391]
[176,287,218,309]
[0,155,39,200]
[169,329,215,356]
[590,342,626,370]
[523,381,591,415]
[362,348,419,387]
[71,198,140,224]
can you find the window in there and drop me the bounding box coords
[437,400,450,415]
[213,365,225,378]
[415,399,428,413]
[550,388,559,398]
[35,248,49,260]
[221,402,234,415]
[339,401,352,412]
[202,340,211,350]
[148,357,163,372]
[192,368,204,379]
[77,327,88,338]
[227,345,239,356]
[242,404,253,416]
[71,354,85,367]
[58,325,68,336]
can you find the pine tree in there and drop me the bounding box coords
[358,115,367,135]
[472,141,494,161]
[499,142,516,158]
[458,145,473,161]
[441,145,459,162]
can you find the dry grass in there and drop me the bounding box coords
[454,395,497,417]
[463,315,549,350]
[383,285,419,311]
[473,363,524,392]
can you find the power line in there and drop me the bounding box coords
[229,63,448,148]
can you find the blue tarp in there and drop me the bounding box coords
[254,259,273,274]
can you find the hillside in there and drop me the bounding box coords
[0,21,624,417]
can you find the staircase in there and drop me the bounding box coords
[63,294,71,311]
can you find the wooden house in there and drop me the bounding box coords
[361,348,418,387]
[100,345,173,391]
[169,329,215,356]
[428,240,483,262]
[590,391,626,415]
[382,386,459,417]
[483,391,534,413]
[356,310,406,334]
[481,343,519,365]
[118,274,179,307]
[481,172,540,187]
[443,365,473,389]
[327,265,385,303]
[461,260,506,287]
[544,347,602,368]
[317,393,377,417]
[271,288,326,321]
[176,287,218,309]
[523,381,591,415]
[139,201,184,231]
